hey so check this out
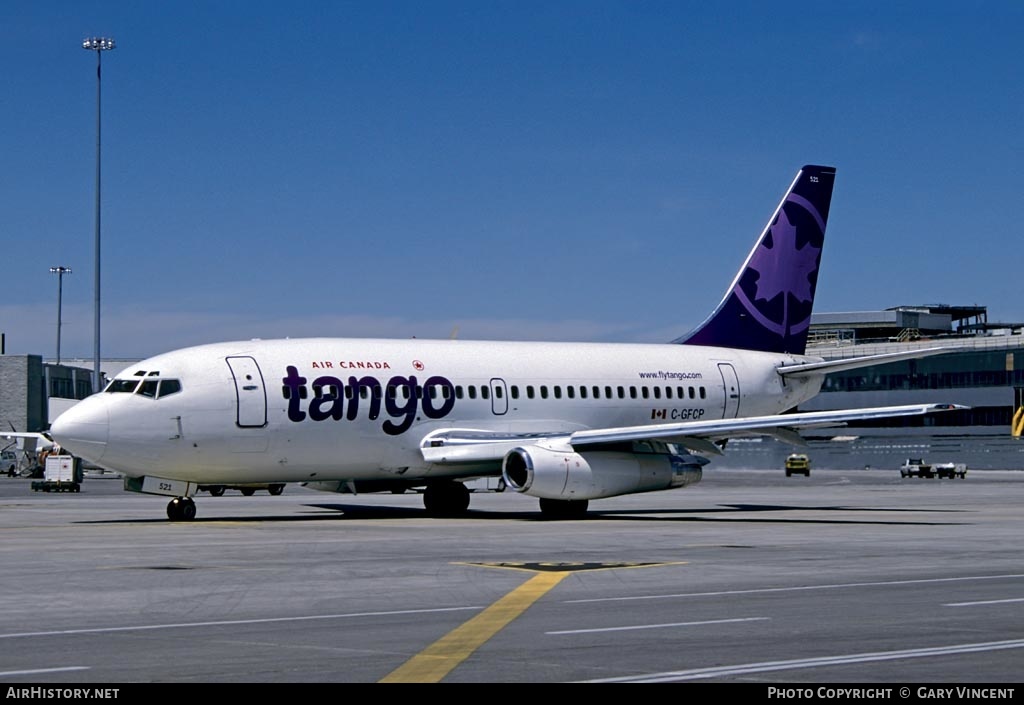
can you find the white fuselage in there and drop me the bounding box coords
[51,338,823,485]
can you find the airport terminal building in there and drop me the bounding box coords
[802,304,1023,434]
[0,354,93,434]
[721,304,1024,470]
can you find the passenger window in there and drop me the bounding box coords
[629,386,637,399]
[689,386,695,399]
[579,386,587,399]
[494,386,503,398]
[593,386,600,398]
[665,387,673,399]
[642,387,650,399]
[481,386,489,400]
[527,385,535,399]
[468,386,477,399]
[455,386,464,399]
[653,387,661,399]
[554,386,562,399]
[540,386,549,399]
[511,386,519,399]
[700,387,707,399]
[605,386,612,399]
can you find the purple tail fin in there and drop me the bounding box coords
[674,165,836,355]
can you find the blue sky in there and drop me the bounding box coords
[3,1,1022,360]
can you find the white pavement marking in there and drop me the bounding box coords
[582,638,1024,683]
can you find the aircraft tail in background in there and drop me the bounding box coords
[675,165,836,355]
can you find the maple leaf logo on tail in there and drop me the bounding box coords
[735,204,823,339]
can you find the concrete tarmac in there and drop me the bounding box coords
[1,467,1022,684]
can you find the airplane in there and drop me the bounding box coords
[1,430,56,454]
[1,429,58,477]
[50,165,963,521]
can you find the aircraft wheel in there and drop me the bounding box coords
[207,486,225,497]
[538,498,589,520]
[423,482,471,517]
[268,484,285,496]
[167,497,197,521]
[240,488,256,496]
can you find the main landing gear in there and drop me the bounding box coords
[422,481,471,517]
[538,498,589,519]
[167,496,197,521]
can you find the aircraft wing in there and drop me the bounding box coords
[419,403,966,465]
[0,432,55,453]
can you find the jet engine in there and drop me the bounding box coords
[501,445,705,501]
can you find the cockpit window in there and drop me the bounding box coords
[158,380,182,397]
[106,375,181,398]
[107,379,142,394]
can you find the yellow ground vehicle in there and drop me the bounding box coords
[785,453,811,477]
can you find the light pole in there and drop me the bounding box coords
[82,34,115,391]
[82,37,115,392]
[49,266,72,365]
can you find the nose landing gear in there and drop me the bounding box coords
[167,496,197,521]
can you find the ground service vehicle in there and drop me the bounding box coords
[31,455,83,492]
[2,450,18,476]
[900,458,967,479]
[785,453,811,477]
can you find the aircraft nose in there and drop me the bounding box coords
[50,398,109,463]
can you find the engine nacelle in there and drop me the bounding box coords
[502,446,704,501]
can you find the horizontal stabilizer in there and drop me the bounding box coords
[778,346,952,378]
